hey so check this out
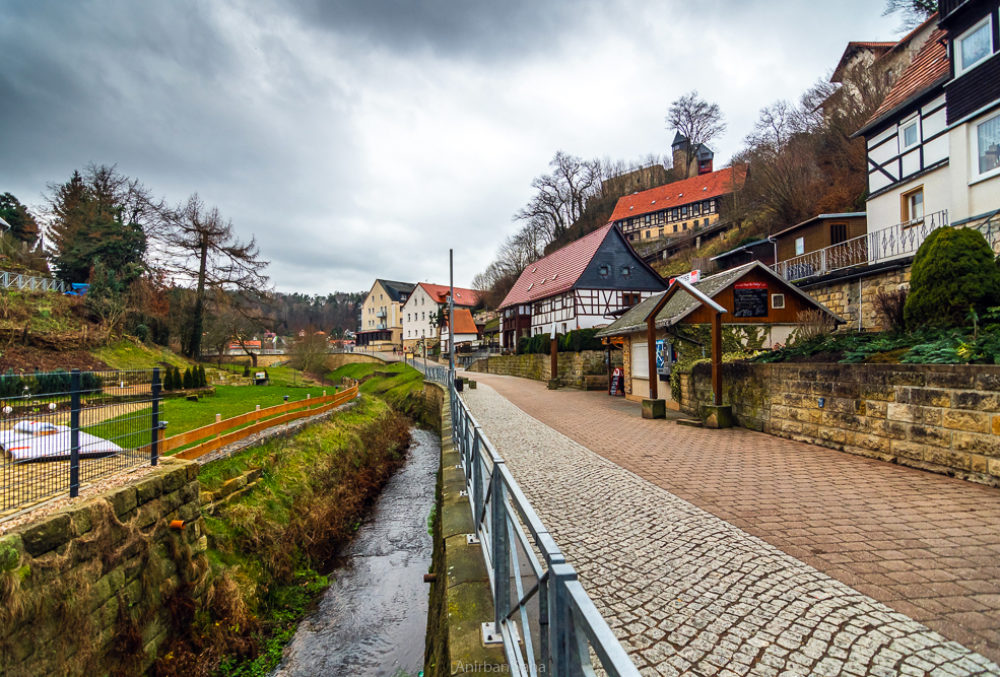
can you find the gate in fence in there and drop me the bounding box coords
[449,379,640,676]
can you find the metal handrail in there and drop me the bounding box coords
[0,270,68,293]
[773,209,949,281]
[449,382,640,677]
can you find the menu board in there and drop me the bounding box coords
[733,281,768,318]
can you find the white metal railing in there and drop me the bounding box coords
[774,209,949,281]
[0,270,68,293]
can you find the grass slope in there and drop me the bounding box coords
[92,340,192,370]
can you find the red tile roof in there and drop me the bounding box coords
[606,165,748,224]
[417,282,480,307]
[446,307,479,335]
[864,28,949,131]
[498,224,615,309]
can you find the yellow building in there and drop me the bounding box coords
[357,279,414,349]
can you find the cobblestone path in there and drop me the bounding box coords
[461,383,1000,676]
[466,371,1000,665]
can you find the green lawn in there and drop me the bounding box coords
[86,383,331,451]
[326,361,424,398]
[92,340,192,370]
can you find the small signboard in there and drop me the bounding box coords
[669,269,701,287]
[733,281,768,318]
[610,367,625,397]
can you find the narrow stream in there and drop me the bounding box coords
[273,427,438,677]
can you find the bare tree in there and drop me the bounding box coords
[883,0,936,30]
[666,91,727,170]
[159,195,269,358]
[514,151,603,242]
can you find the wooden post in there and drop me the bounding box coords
[550,334,558,381]
[647,315,658,400]
[711,311,722,406]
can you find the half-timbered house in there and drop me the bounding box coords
[498,224,666,351]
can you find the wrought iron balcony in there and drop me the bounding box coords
[773,210,949,282]
[376,309,387,318]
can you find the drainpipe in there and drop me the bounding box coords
[767,235,777,268]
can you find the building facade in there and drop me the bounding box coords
[608,165,748,243]
[357,279,414,348]
[498,224,667,351]
[401,282,480,351]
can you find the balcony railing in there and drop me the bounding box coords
[774,209,949,282]
[376,310,387,318]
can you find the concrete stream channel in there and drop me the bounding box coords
[272,426,439,677]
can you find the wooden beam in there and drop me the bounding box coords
[711,311,722,406]
[550,334,558,381]
[647,314,658,400]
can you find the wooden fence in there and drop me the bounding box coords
[171,384,359,460]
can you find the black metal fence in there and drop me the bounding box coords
[0,368,163,514]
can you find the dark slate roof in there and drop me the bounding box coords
[596,262,842,337]
[377,279,416,302]
[709,239,772,261]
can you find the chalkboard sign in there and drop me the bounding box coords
[610,367,625,396]
[733,281,768,318]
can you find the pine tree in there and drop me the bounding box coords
[162,367,174,391]
[173,366,183,390]
[183,367,194,390]
[0,193,40,245]
[198,365,207,387]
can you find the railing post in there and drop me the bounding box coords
[69,370,81,498]
[151,368,161,466]
[491,467,509,628]
[548,563,582,675]
[472,427,483,522]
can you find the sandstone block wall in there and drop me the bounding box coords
[802,267,910,332]
[466,350,621,390]
[0,458,210,677]
[681,362,1000,486]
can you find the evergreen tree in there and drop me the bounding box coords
[183,367,194,389]
[173,366,183,390]
[198,365,207,387]
[163,367,175,391]
[0,193,40,245]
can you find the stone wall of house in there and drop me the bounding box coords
[466,350,621,390]
[800,266,911,332]
[0,459,210,677]
[679,362,1000,486]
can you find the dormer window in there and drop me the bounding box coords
[598,264,610,279]
[957,16,993,76]
[621,265,632,279]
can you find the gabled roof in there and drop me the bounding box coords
[497,224,613,309]
[856,27,949,137]
[831,41,895,83]
[709,239,772,262]
[416,282,480,307]
[607,165,748,224]
[596,262,843,337]
[375,279,415,302]
[444,307,478,336]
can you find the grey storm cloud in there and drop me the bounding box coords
[0,0,901,295]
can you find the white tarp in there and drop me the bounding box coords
[0,421,124,461]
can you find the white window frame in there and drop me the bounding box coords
[972,110,1000,183]
[795,237,805,256]
[901,118,919,150]
[632,341,649,380]
[955,15,994,77]
[772,293,785,310]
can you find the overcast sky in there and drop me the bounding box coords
[1,0,902,295]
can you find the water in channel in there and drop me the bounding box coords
[273,427,438,677]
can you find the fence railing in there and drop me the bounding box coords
[0,270,68,293]
[0,368,164,514]
[409,357,448,384]
[450,381,640,677]
[774,209,949,281]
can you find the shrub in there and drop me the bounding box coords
[0,370,26,398]
[198,365,207,387]
[172,366,183,390]
[904,228,1000,329]
[162,367,175,391]
[517,328,605,354]
[183,367,194,389]
[873,287,907,333]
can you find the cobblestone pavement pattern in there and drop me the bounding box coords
[461,383,1000,676]
[467,371,1000,665]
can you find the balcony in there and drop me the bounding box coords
[376,322,387,330]
[773,210,949,282]
[376,310,387,319]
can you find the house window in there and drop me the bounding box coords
[673,224,678,233]
[621,265,632,279]
[772,294,785,309]
[901,186,924,223]
[658,227,664,237]
[598,264,610,279]
[957,16,993,76]
[693,219,700,228]
[901,120,918,149]
[645,230,651,238]
[795,237,805,256]
[622,292,640,307]
[830,223,847,245]
[976,112,1000,177]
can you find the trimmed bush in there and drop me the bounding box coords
[198,365,207,387]
[904,228,1000,329]
[517,328,605,354]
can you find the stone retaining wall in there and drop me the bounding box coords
[0,459,210,677]
[680,362,1000,486]
[466,350,620,390]
[800,266,910,332]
